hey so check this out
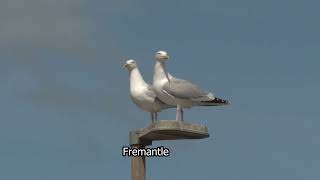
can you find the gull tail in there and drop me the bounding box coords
[199,97,229,106]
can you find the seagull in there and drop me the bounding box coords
[152,51,229,121]
[124,59,173,122]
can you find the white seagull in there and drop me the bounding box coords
[152,51,229,121]
[124,59,173,122]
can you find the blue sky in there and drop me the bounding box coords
[0,0,319,179]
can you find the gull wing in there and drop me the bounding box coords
[147,85,174,107]
[162,77,211,100]
[145,85,157,98]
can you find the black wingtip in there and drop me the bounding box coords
[201,97,229,105]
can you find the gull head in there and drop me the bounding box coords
[123,59,137,71]
[155,51,169,62]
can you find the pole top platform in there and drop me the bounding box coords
[129,120,209,146]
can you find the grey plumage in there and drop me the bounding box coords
[163,77,210,100]
[152,50,229,121]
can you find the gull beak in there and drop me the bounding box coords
[123,63,129,68]
[164,54,169,59]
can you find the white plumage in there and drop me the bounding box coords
[124,59,173,122]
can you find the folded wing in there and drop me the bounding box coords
[163,77,212,101]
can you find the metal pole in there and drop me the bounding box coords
[131,144,146,180]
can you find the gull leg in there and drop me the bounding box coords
[176,105,183,121]
[175,106,179,121]
[151,113,154,123]
[181,108,184,121]
[155,112,158,121]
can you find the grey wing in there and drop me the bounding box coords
[145,85,157,98]
[163,77,211,100]
[147,85,174,107]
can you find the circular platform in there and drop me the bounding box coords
[129,120,209,146]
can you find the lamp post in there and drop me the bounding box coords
[129,120,209,180]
